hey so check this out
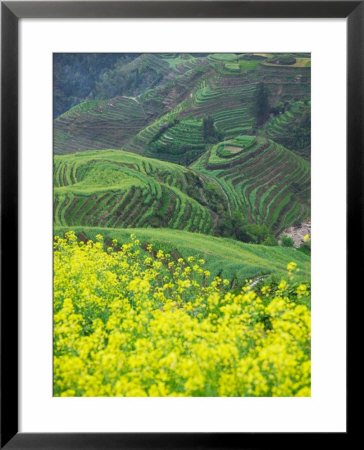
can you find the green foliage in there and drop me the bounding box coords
[298,244,311,256]
[298,238,311,255]
[253,82,270,126]
[244,223,275,245]
[264,101,311,158]
[53,54,138,118]
[214,210,277,245]
[267,54,296,65]
[191,136,310,234]
[54,53,311,240]
[281,235,294,247]
[93,55,165,100]
[202,116,223,143]
[262,235,279,246]
[291,110,311,149]
[54,226,311,284]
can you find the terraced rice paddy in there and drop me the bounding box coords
[147,119,206,163]
[54,97,150,154]
[54,53,310,239]
[262,57,311,68]
[191,136,310,233]
[54,53,310,161]
[264,100,311,158]
[53,53,312,399]
[54,150,230,234]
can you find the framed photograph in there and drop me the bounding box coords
[1,1,358,448]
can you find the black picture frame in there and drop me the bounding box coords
[1,1,359,448]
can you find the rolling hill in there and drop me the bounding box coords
[54,144,310,238]
[191,135,310,233]
[54,53,310,164]
[54,52,311,281]
[53,53,312,398]
[54,149,228,233]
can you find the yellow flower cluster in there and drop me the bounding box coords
[54,231,311,397]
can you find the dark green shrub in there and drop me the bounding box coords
[281,235,294,247]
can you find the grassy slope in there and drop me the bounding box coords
[53,149,229,233]
[54,54,310,162]
[54,226,310,283]
[54,55,211,155]
[54,141,310,237]
[53,54,311,248]
[263,100,311,159]
[125,58,310,164]
[191,136,310,233]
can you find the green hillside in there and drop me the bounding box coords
[54,146,309,238]
[54,54,212,155]
[124,57,310,164]
[53,52,311,248]
[53,53,312,399]
[54,149,230,234]
[191,136,310,233]
[54,53,310,162]
[54,226,310,284]
[263,100,311,159]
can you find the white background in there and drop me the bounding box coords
[19,18,346,432]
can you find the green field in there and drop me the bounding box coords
[54,226,310,284]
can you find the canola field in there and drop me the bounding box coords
[54,232,311,397]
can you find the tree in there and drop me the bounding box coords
[202,116,223,143]
[253,82,270,126]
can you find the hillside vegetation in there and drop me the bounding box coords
[54,150,226,233]
[53,53,311,397]
[263,100,311,160]
[54,53,310,164]
[54,52,311,245]
[54,226,310,284]
[191,136,310,234]
[54,231,311,397]
[54,144,310,239]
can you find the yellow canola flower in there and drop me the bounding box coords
[296,284,309,298]
[53,233,311,398]
[128,277,150,293]
[261,285,271,295]
[278,280,288,291]
[287,262,297,272]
